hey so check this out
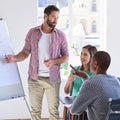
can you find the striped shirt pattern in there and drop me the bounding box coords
[70,74,120,120]
[22,25,69,81]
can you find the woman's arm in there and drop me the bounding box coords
[64,73,75,94]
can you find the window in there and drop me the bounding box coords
[92,0,97,12]
[37,0,107,77]
[92,20,97,33]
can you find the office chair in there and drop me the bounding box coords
[108,98,120,120]
[117,77,120,81]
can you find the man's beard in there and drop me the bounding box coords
[46,19,56,29]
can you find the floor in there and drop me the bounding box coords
[42,118,62,120]
[10,118,63,120]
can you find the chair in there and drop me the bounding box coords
[117,77,120,81]
[108,98,120,120]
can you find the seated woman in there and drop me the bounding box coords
[64,45,97,120]
[64,45,97,96]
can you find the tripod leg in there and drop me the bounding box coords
[24,97,33,120]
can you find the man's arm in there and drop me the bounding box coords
[54,55,68,64]
[44,55,68,68]
[44,31,69,67]
[70,80,96,115]
[5,51,28,63]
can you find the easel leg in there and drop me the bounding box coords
[23,97,33,120]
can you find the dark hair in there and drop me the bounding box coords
[81,45,97,70]
[44,5,59,15]
[93,51,111,71]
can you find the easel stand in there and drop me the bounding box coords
[0,18,33,119]
[24,96,33,120]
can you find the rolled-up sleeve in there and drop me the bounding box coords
[60,33,69,57]
[22,29,32,55]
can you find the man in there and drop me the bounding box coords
[5,5,69,120]
[70,51,120,120]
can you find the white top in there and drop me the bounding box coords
[38,31,51,77]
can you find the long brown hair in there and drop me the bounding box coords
[81,45,97,71]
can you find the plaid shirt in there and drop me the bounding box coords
[22,25,69,81]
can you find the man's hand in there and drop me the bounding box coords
[44,59,55,68]
[5,55,16,63]
[70,64,88,78]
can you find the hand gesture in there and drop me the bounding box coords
[70,64,88,79]
[5,55,16,63]
[44,59,55,68]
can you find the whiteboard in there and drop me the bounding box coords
[0,20,25,101]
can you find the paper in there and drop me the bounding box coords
[0,20,25,101]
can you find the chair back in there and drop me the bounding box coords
[108,98,120,120]
[117,77,120,81]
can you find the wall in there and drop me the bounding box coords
[107,0,120,77]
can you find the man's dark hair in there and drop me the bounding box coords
[93,51,111,71]
[44,5,59,15]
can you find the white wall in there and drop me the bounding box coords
[107,0,120,76]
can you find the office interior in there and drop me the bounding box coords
[0,0,120,119]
